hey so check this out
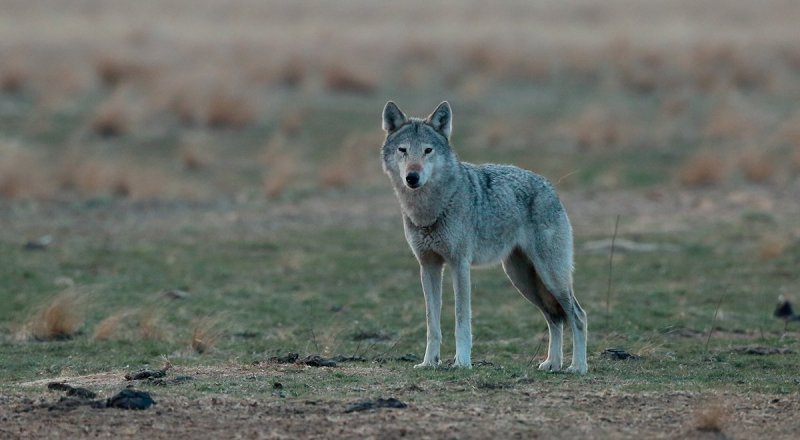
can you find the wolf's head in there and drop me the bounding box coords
[381,101,455,191]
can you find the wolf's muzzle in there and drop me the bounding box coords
[405,172,421,188]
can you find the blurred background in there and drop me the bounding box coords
[2,0,800,202]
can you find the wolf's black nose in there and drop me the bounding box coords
[405,172,420,187]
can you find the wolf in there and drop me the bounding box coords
[381,101,588,373]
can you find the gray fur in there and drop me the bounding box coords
[381,101,588,373]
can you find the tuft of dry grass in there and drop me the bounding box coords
[323,65,376,94]
[693,402,727,433]
[319,132,382,188]
[31,291,86,341]
[738,151,775,183]
[94,311,130,341]
[704,106,756,140]
[94,55,147,88]
[0,62,27,93]
[91,101,129,137]
[278,58,306,88]
[559,107,632,150]
[206,91,255,129]
[190,318,220,354]
[138,307,162,340]
[179,145,210,171]
[793,146,800,173]
[758,235,786,260]
[279,108,305,137]
[0,146,48,199]
[261,136,299,198]
[679,151,726,187]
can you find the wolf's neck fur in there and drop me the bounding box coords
[394,164,463,228]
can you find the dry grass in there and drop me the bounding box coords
[0,62,27,93]
[693,402,727,432]
[738,151,775,183]
[704,106,757,140]
[93,311,129,341]
[180,145,210,171]
[91,101,130,137]
[758,236,786,260]
[190,318,220,354]
[278,58,307,88]
[94,54,148,88]
[279,108,305,137]
[263,152,298,198]
[793,146,800,173]
[0,146,47,199]
[559,107,632,150]
[319,132,382,188]
[323,65,376,94]
[31,291,86,341]
[206,91,256,129]
[679,151,727,187]
[138,307,162,340]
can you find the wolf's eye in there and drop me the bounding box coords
[424,148,433,154]
[398,147,407,154]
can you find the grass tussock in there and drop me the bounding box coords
[93,311,130,341]
[278,58,307,88]
[693,402,727,433]
[319,132,382,188]
[559,107,632,150]
[31,291,86,341]
[91,101,130,137]
[704,107,756,140]
[190,318,220,354]
[679,151,726,187]
[261,136,299,197]
[94,55,148,88]
[323,65,376,94]
[179,145,210,171]
[738,151,775,183]
[206,91,256,129]
[758,236,786,260]
[138,307,162,340]
[0,62,27,93]
[792,146,800,173]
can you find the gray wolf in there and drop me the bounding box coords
[380,101,588,373]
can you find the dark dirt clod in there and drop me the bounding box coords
[269,352,300,364]
[332,355,367,362]
[105,389,156,410]
[731,346,794,355]
[46,382,98,399]
[299,355,337,367]
[396,353,418,362]
[601,348,640,360]
[125,369,168,381]
[344,397,407,413]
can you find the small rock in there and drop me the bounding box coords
[125,369,167,381]
[300,355,337,367]
[163,289,189,300]
[24,235,53,250]
[46,383,97,399]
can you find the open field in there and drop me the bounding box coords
[2,0,800,438]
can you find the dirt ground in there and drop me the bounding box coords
[3,365,800,439]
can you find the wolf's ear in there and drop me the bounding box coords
[426,101,452,140]
[382,101,407,133]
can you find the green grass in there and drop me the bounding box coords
[2,207,798,399]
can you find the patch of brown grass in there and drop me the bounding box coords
[91,101,129,137]
[693,402,727,433]
[319,132,382,188]
[94,55,148,88]
[758,236,786,260]
[206,91,255,129]
[94,311,130,341]
[559,107,632,150]
[0,146,48,199]
[138,307,162,340]
[278,58,306,88]
[679,151,726,187]
[279,108,305,137]
[738,151,775,183]
[190,318,220,354]
[704,106,756,140]
[324,65,376,94]
[792,146,800,173]
[167,89,200,126]
[263,152,298,198]
[31,291,86,341]
[0,62,27,93]
[180,145,210,171]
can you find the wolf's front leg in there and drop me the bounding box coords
[415,257,444,369]
[452,261,472,368]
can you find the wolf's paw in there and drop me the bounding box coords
[566,364,588,375]
[538,359,562,372]
[453,357,472,369]
[413,361,439,369]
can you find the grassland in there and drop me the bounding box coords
[2,0,800,438]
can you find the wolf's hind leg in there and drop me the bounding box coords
[502,248,566,372]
